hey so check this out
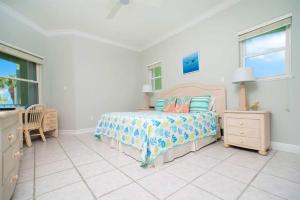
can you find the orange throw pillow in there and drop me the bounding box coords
[175,96,192,113]
[164,97,177,112]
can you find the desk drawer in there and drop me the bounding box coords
[2,125,18,151]
[45,112,57,118]
[3,140,21,182]
[43,124,57,132]
[227,118,259,129]
[228,135,260,149]
[45,118,57,125]
[42,111,57,132]
[227,127,260,138]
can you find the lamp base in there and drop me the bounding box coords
[239,83,248,111]
[144,93,150,109]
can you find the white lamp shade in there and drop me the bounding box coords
[142,84,152,93]
[233,67,256,83]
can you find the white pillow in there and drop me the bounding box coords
[209,97,216,111]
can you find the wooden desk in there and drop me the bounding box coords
[42,108,58,137]
[20,108,58,138]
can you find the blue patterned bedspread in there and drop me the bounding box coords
[95,111,217,166]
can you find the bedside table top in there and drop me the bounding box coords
[136,108,155,111]
[225,110,271,114]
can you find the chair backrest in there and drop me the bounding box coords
[25,104,45,129]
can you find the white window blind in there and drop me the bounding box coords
[239,17,292,42]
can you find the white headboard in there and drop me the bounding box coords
[159,83,227,117]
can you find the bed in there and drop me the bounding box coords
[95,84,226,167]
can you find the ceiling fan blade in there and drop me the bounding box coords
[107,2,122,19]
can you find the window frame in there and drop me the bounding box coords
[147,61,162,92]
[0,41,43,105]
[0,67,42,106]
[239,15,292,81]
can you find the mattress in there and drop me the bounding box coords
[95,111,217,166]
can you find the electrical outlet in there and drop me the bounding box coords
[90,116,94,121]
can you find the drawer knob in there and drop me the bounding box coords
[240,131,244,135]
[240,140,244,144]
[240,122,244,126]
[11,174,18,183]
[8,133,15,142]
[13,151,22,159]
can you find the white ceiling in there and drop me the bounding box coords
[0,0,239,51]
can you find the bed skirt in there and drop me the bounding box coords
[101,131,220,167]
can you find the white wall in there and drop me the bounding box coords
[0,6,45,55]
[141,0,300,145]
[45,36,77,130]
[0,4,49,102]
[72,36,143,129]
[0,4,143,131]
[46,36,143,130]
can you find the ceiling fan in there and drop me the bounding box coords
[107,0,161,19]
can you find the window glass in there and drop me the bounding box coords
[154,78,162,90]
[148,63,162,91]
[0,52,37,81]
[0,51,39,108]
[0,78,38,107]
[245,27,286,56]
[153,67,161,77]
[241,25,290,79]
[245,51,285,78]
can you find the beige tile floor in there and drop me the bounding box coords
[12,133,300,200]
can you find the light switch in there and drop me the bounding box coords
[63,86,68,91]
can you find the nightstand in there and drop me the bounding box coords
[136,108,155,111]
[224,110,271,155]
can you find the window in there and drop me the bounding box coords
[0,51,40,108]
[239,16,292,79]
[147,62,162,91]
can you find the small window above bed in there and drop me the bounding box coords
[147,62,162,91]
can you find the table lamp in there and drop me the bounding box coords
[232,67,256,111]
[142,84,152,109]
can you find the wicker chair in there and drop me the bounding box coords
[24,104,46,147]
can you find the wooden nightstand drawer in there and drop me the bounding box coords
[224,110,271,155]
[227,127,260,138]
[227,118,259,129]
[228,135,260,149]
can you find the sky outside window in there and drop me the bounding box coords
[0,58,20,78]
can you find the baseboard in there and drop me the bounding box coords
[271,142,300,154]
[59,127,95,135]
